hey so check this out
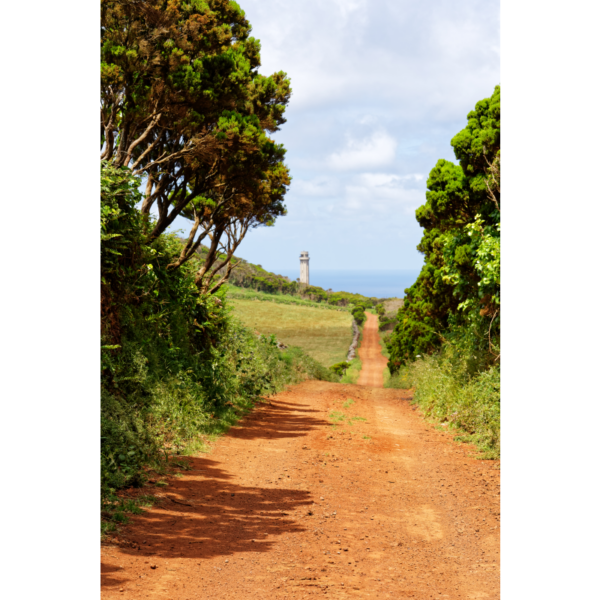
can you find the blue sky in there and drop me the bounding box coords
[169,0,500,273]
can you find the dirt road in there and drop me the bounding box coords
[357,313,388,388]
[102,315,500,599]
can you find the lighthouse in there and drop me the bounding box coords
[299,251,310,286]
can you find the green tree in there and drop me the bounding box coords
[101,0,292,292]
[387,86,500,371]
[352,307,366,326]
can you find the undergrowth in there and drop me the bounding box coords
[101,163,335,535]
[386,342,500,458]
[340,357,362,384]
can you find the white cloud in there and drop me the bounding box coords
[226,0,499,271]
[245,0,499,119]
[328,131,397,171]
[286,172,425,223]
[359,173,424,186]
[292,177,339,197]
[342,173,424,216]
[331,0,367,20]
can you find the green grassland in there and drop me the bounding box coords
[229,298,353,367]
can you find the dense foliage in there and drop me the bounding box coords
[330,361,350,377]
[385,86,500,458]
[101,0,292,293]
[351,306,366,326]
[99,1,354,521]
[387,86,500,372]
[100,1,318,518]
[101,164,335,509]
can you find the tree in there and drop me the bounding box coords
[101,0,292,291]
[387,86,500,371]
[352,307,366,326]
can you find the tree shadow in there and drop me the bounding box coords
[226,397,327,441]
[100,563,124,588]
[102,395,329,589]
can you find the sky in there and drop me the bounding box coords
[169,0,500,274]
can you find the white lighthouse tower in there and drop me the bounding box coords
[299,251,310,286]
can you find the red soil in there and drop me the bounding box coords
[102,314,500,599]
[357,313,389,388]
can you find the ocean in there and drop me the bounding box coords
[273,269,421,299]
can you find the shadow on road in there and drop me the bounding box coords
[101,395,328,587]
[227,397,326,441]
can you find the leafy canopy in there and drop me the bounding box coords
[387,86,500,372]
[101,0,292,292]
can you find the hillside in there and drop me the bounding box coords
[192,242,400,308]
[229,298,353,367]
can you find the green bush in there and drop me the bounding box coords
[329,361,350,377]
[386,86,500,372]
[352,308,366,326]
[340,358,362,384]
[101,163,335,509]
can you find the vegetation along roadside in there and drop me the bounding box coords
[100,1,338,534]
[385,86,500,459]
[101,164,337,535]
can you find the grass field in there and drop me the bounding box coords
[229,298,353,367]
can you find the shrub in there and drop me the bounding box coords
[329,361,350,377]
[378,315,397,332]
[352,308,366,326]
[386,86,500,372]
[387,341,500,458]
[101,164,335,508]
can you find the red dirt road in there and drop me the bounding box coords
[357,313,388,388]
[102,315,500,599]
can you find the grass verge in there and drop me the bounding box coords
[385,345,500,458]
[380,331,394,387]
